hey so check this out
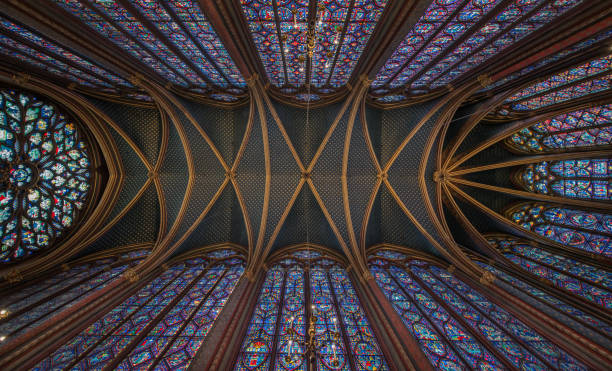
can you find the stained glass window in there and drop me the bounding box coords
[506,203,612,257]
[371,0,584,100]
[516,158,611,200]
[0,88,94,263]
[36,250,244,370]
[509,74,611,111]
[50,0,245,100]
[482,28,612,92]
[235,251,388,370]
[506,104,612,153]
[239,0,388,94]
[0,250,145,345]
[476,261,612,339]
[369,251,587,370]
[501,56,612,111]
[488,235,611,309]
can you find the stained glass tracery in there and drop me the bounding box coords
[507,104,612,153]
[0,250,146,346]
[50,0,245,101]
[371,0,584,101]
[506,203,612,257]
[0,88,94,263]
[36,250,244,370]
[501,55,612,111]
[239,0,388,97]
[369,250,587,370]
[236,251,388,370]
[516,158,611,200]
[487,235,611,309]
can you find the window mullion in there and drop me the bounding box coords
[325,267,357,370]
[267,267,288,370]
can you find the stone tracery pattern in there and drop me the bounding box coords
[0,88,93,263]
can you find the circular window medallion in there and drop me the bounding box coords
[0,88,95,263]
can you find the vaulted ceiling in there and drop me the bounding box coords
[0,0,610,282]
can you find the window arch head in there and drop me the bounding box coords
[0,87,98,263]
[505,104,612,153]
[505,202,611,257]
[367,247,587,370]
[514,158,611,200]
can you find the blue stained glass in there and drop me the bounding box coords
[488,235,611,309]
[240,0,388,93]
[508,203,612,257]
[518,159,612,201]
[482,29,612,92]
[373,0,584,100]
[236,256,387,370]
[0,89,92,263]
[428,0,586,89]
[36,257,243,370]
[236,267,284,370]
[511,74,612,111]
[0,16,131,89]
[427,265,587,369]
[477,262,612,337]
[0,259,134,346]
[507,104,612,153]
[50,0,245,100]
[371,256,587,370]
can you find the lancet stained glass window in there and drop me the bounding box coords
[239,0,388,97]
[506,203,612,257]
[0,88,94,263]
[371,0,584,100]
[481,28,612,92]
[50,0,245,100]
[506,104,612,153]
[36,250,244,370]
[235,251,388,370]
[475,260,612,340]
[0,16,134,95]
[369,250,587,370]
[516,158,611,200]
[0,250,147,346]
[487,235,611,309]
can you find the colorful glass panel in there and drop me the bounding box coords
[506,56,612,103]
[0,256,140,345]
[488,235,611,308]
[427,0,586,89]
[236,267,284,370]
[477,261,612,337]
[0,89,92,262]
[507,105,612,153]
[236,256,387,370]
[508,203,612,257]
[518,159,612,200]
[371,255,587,370]
[426,265,587,369]
[482,28,612,92]
[50,0,245,100]
[511,74,612,111]
[240,0,388,92]
[0,16,131,89]
[36,256,244,370]
[372,0,583,96]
